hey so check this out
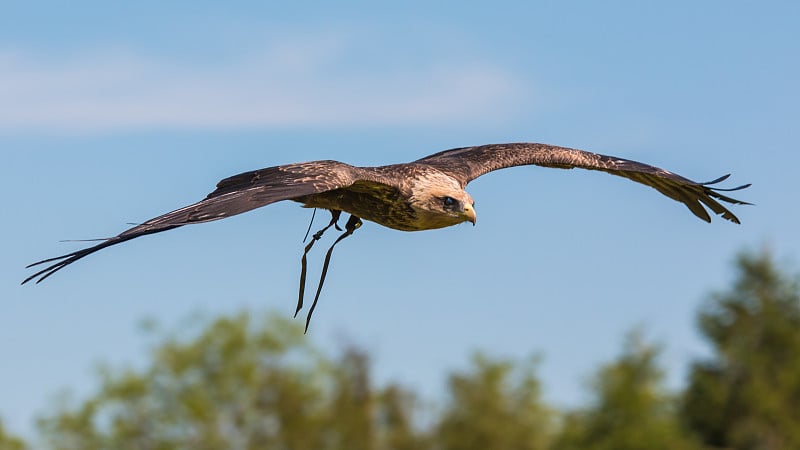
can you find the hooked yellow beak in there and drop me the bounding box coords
[463,204,477,225]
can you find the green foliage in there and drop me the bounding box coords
[682,249,800,450]
[435,353,553,450]
[0,419,26,450]
[375,385,426,450]
[29,249,800,450]
[552,331,701,450]
[36,313,424,450]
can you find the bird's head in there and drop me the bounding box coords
[408,171,476,230]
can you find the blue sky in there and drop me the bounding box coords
[2,0,799,440]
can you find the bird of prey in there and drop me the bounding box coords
[23,143,750,331]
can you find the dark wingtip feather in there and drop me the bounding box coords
[26,253,72,269]
[708,183,751,192]
[701,174,751,193]
[22,236,134,285]
[696,175,751,224]
[700,174,732,185]
[709,191,753,206]
[22,251,86,285]
[703,175,753,207]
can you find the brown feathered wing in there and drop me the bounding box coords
[416,143,750,223]
[22,160,362,284]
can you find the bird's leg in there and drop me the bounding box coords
[305,215,362,333]
[296,210,342,317]
[302,208,317,243]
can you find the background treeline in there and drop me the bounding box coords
[2,249,799,450]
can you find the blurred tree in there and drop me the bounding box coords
[375,385,428,450]
[324,347,373,450]
[323,347,430,450]
[36,313,424,450]
[0,418,26,450]
[552,331,701,450]
[682,250,800,450]
[434,353,552,450]
[38,250,798,450]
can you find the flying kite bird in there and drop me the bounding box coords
[23,143,750,331]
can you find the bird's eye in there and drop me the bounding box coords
[443,196,456,207]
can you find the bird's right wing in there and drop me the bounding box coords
[23,160,361,284]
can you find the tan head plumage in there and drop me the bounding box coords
[407,170,476,230]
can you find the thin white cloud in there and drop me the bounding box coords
[0,39,527,133]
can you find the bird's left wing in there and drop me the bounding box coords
[416,143,750,223]
[23,160,361,284]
